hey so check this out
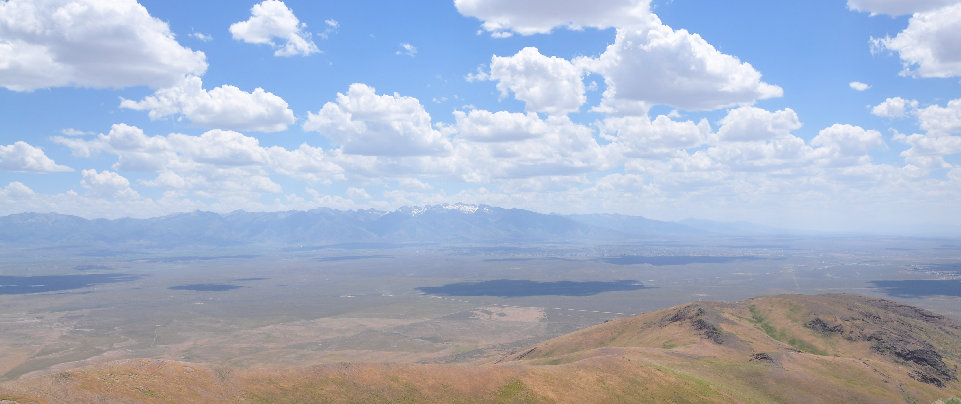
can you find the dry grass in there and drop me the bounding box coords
[2,294,961,403]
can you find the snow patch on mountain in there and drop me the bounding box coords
[409,203,488,216]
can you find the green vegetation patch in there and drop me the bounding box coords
[136,386,158,398]
[749,306,778,339]
[493,377,539,403]
[645,362,726,398]
[749,306,826,356]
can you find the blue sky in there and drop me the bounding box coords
[1,0,960,233]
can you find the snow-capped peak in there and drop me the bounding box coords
[407,203,489,216]
[443,203,479,214]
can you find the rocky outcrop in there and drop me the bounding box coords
[750,352,776,363]
[803,295,960,387]
[661,304,724,344]
[804,317,843,335]
[872,338,955,387]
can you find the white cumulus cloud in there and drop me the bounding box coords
[454,0,651,36]
[190,32,212,42]
[229,0,319,57]
[0,0,207,91]
[1,182,35,199]
[80,169,139,199]
[873,3,961,78]
[0,141,73,173]
[716,107,802,142]
[119,76,295,132]
[601,115,711,159]
[268,144,344,183]
[397,43,417,57]
[849,81,871,91]
[871,97,918,118]
[53,124,294,197]
[585,16,783,112]
[704,136,815,172]
[451,114,605,181]
[894,132,961,169]
[487,47,586,115]
[452,109,552,142]
[303,83,452,156]
[847,0,957,16]
[915,98,961,135]
[811,124,885,156]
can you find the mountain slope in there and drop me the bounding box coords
[2,294,959,403]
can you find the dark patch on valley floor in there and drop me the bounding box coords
[0,273,141,295]
[417,279,647,297]
[315,255,393,262]
[74,264,113,271]
[601,255,762,266]
[310,242,414,250]
[482,257,576,263]
[870,280,961,298]
[168,283,243,292]
[720,244,794,250]
[140,254,259,263]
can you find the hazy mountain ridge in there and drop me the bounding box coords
[0,204,756,248]
[2,294,959,403]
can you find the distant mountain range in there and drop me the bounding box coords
[0,203,781,248]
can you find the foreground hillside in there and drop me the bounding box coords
[2,294,960,403]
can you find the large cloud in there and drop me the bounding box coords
[0,182,35,199]
[716,107,801,142]
[873,3,961,78]
[454,0,650,36]
[704,107,817,172]
[895,132,961,169]
[119,76,296,132]
[229,0,318,57]
[450,111,605,181]
[871,97,918,118]
[80,169,139,199]
[584,16,783,112]
[268,144,344,183]
[0,0,206,91]
[0,141,72,173]
[897,97,961,170]
[303,84,452,156]
[486,47,586,115]
[705,136,815,172]
[52,123,331,197]
[601,115,711,159]
[811,124,885,157]
[56,124,266,168]
[847,0,957,16]
[915,98,961,135]
[452,109,552,142]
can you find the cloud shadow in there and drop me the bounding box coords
[601,255,761,266]
[0,273,141,295]
[417,279,647,297]
[870,280,961,298]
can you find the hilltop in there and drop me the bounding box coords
[1,294,960,403]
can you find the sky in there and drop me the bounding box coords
[1,0,960,233]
